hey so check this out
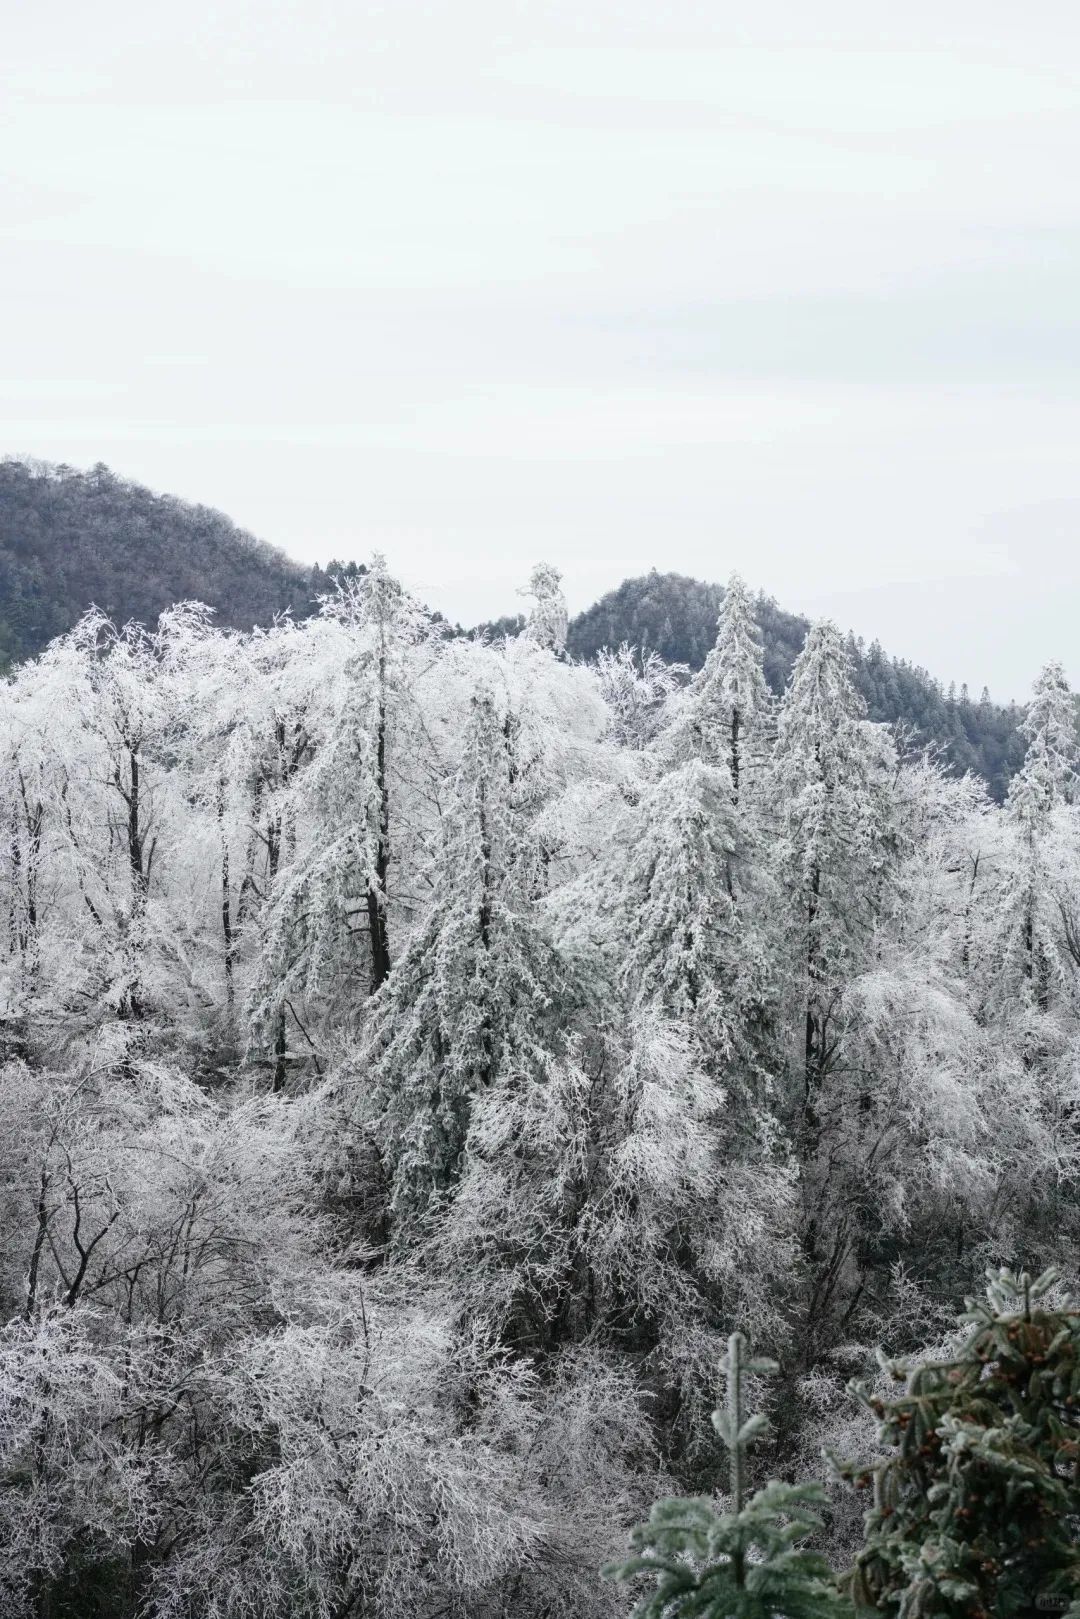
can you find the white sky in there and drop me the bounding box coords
[4,0,1080,697]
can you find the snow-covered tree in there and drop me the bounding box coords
[1010,659,1078,816]
[1,563,1079,1616]
[520,561,568,655]
[595,644,682,751]
[248,561,432,1087]
[663,572,769,800]
[987,661,1080,1010]
[772,620,896,1106]
[351,684,569,1242]
[605,761,754,1068]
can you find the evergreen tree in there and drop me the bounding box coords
[521,561,569,655]
[359,687,568,1240]
[1007,661,1078,823]
[604,1332,843,1619]
[251,559,427,1060]
[772,620,895,1106]
[607,760,774,1086]
[839,1268,1080,1619]
[664,573,769,801]
[769,622,902,1362]
[987,662,1080,1009]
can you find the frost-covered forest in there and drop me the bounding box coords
[1,463,1027,801]
[2,558,1078,1618]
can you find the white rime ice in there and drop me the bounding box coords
[0,565,1078,1616]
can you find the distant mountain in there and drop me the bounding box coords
[0,459,344,666]
[566,570,807,692]
[0,460,1026,799]
[567,571,1026,801]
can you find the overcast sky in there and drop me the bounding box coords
[4,1,1080,696]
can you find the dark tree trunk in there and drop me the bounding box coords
[804,865,822,1105]
[272,1007,288,1093]
[367,691,391,993]
[218,784,235,1021]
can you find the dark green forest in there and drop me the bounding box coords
[0,459,1024,798]
[0,460,330,665]
[568,571,1026,800]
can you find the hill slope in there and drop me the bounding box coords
[0,460,1025,799]
[0,459,328,665]
[567,571,1025,801]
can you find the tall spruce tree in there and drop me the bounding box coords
[994,662,1080,1007]
[616,761,742,1061]
[1009,662,1078,819]
[248,560,428,1083]
[359,686,568,1242]
[772,620,895,1108]
[521,561,569,655]
[663,572,769,804]
[768,621,901,1366]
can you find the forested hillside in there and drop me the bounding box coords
[1,560,1078,1616]
[0,460,326,665]
[0,459,1026,797]
[569,571,1026,799]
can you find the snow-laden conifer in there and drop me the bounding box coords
[246,560,435,1091]
[358,685,568,1241]
[663,572,769,798]
[772,619,896,1101]
[521,560,569,655]
[613,760,745,1062]
[985,661,1080,1009]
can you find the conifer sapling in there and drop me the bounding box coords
[604,1332,844,1619]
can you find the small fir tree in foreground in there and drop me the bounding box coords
[604,1332,844,1619]
[838,1267,1080,1619]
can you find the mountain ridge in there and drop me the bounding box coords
[565,569,1025,799]
[0,457,1024,797]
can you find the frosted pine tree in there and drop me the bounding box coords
[521,561,569,655]
[358,687,568,1241]
[989,660,1080,1008]
[770,622,902,1365]
[663,572,769,802]
[613,761,746,1066]
[653,574,772,928]
[772,620,895,1107]
[1010,660,1078,816]
[249,560,429,1083]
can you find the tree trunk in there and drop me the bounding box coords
[218,783,235,1023]
[804,865,822,1106]
[367,680,392,993]
[272,1006,288,1093]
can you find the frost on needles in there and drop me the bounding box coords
[1,560,1080,1617]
